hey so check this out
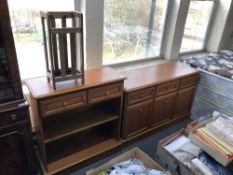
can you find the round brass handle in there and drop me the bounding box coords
[63,102,68,106]
[139,108,143,112]
[164,100,168,104]
[105,91,110,95]
[10,114,17,121]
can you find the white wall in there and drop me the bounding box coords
[75,0,103,69]
[219,1,233,50]
[163,0,190,60]
[206,0,232,52]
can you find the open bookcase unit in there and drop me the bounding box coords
[45,122,119,173]
[25,67,124,174]
[40,97,122,174]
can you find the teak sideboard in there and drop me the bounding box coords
[26,61,199,174]
[25,67,125,174]
[121,61,199,140]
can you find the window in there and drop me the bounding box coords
[180,0,215,53]
[8,0,74,80]
[103,0,169,65]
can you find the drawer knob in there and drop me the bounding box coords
[10,114,17,121]
[164,100,169,104]
[141,94,145,98]
[139,108,143,112]
[105,91,110,95]
[63,102,68,106]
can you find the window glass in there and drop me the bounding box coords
[103,0,169,65]
[8,0,74,80]
[180,0,215,53]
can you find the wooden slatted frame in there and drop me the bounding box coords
[41,11,85,90]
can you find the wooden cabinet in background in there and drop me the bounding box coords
[122,61,199,140]
[0,102,35,175]
[0,0,36,174]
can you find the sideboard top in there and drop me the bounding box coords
[123,61,199,92]
[25,67,125,99]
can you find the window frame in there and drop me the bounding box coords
[180,0,217,55]
[102,0,171,66]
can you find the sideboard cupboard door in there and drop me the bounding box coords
[150,92,176,127]
[123,100,153,138]
[174,86,196,118]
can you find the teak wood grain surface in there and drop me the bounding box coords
[25,67,125,99]
[121,61,199,140]
[123,61,199,92]
[26,66,124,174]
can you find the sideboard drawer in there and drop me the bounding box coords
[0,109,27,127]
[179,75,199,89]
[127,87,154,105]
[156,80,179,96]
[88,82,123,104]
[39,91,87,117]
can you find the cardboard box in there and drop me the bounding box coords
[156,129,199,175]
[188,117,233,166]
[189,131,232,166]
[86,147,170,175]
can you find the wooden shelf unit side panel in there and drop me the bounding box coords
[150,92,177,127]
[28,94,48,169]
[121,91,129,139]
[108,96,123,140]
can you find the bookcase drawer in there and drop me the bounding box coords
[39,91,87,117]
[88,83,123,104]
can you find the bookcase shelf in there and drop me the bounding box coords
[45,124,120,174]
[47,137,120,174]
[43,108,119,144]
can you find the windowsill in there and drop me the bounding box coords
[179,49,209,58]
[108,57,169,72]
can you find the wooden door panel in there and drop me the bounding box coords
[0,125,28,175]
[123,100,153,138]
[151,92,176,127]
[174,86,196,117]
